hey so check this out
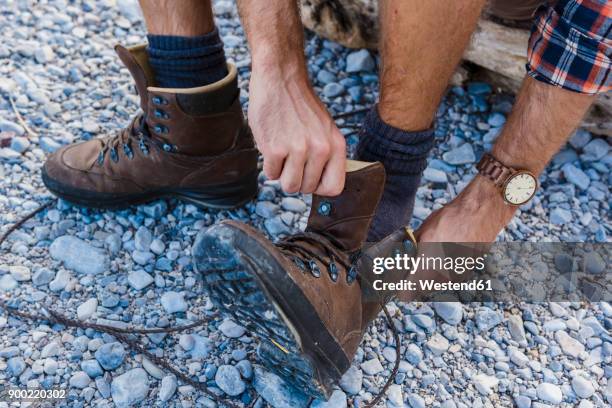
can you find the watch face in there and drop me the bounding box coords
[503,172,537,205]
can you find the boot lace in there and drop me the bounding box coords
[276,231,360,284]
[96,113,151,165]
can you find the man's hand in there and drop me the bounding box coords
[248,70,346,195]
[416,176,517,243]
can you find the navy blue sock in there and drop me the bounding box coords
[357,106,435,241]
[147,28,228,88]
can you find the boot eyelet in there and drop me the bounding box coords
[139,138,149,156]
[293,257,306,272]
[123,144,133,159]
[97,151,104,165]
[152,96,167,105]
[308,260,320,278]
[110,147,118,163]
[328,262,338,282]
[317,201,332,216]
[347,266,357,284]
[162,143,174,152]
[154,124,168,134]
[154,109,169,119]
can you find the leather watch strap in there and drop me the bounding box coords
[476,153,515,188]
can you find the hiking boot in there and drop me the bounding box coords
[42,44,258,209]
[192,160,385,398]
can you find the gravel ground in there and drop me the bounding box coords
[0,1,610,407]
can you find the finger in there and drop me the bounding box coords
[262,149,285,180]
[314,143,346,196]
[279,152,306,193]
[300,145,330,194]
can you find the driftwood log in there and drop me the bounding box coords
[300,0,611,136]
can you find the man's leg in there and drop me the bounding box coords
[358,0,487,241]
[139,0,227,87]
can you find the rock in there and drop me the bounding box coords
[442,143,476,165]
[219,319,246,338]
[405,343,423,365]
[537,383,562,404]
[49,236,109,275]
[179,334,195,351]
[550,208,573,225]
[142,357,164,380]
[571,376,595,398]
[141,201,167,219]
[426,333,449,356]
[256,201,279,218]
[423,167,448,183]
[80,360,103,378]
[159,375,177,402]
[361,357,384,375]
[281,197,307,213]
[412,314,434,331]
[134,226,152,252]
[406,392,424,408]
[41,342,59,358]
[569,129,591,149]
[583,251,605,274]
[433,302,462,325]
[32,268,55,286]
[514,395,531,408]
[161,291,187,313]
[111,368,149,408]
[323,82,345,98]
[253,366,309,408]
[7,356,26,376]
[508,347,529,367]
[49,269,70,292]
[39,137,61,153]
[215,365,246,396]
[555,331,585,358]
[346,49,375,73]
[35,45,55,63]
[475,307,502,331]
[562,164,590,190]
[0,120,25,136]
[116,0,143,23]
[487,112,506,127]
[0,274,18,291]
[77,298,97,320]
[190,335,212,359]
[70,371,91,389]
[43,358,58,375]
[10,136,30,153]
[311,389,347,408]
[467,82,492,95]
[507,314,527,344]
[95,342,126,371]
[236,360,253,379]
[128,270,154,290]
[581,138,609,161]
[339,365,362,395]
[149,239,165,255]
[9,265,30,281]
[473,374,499,395]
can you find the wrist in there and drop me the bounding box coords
[459,175,517,221]
[251,49,309,83]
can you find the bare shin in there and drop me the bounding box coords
[139,0,215,36]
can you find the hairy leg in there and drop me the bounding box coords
[378,0,487,130]
[139,0,215,36]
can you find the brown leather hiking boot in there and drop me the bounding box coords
[192,160,385,398]
[42,44,258,209]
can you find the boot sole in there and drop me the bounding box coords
[41,168,258,210]
[193,222,350,399]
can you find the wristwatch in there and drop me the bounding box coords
[476,153,537,206]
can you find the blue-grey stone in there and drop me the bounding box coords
[219,319,246,338]
[537,383,562,404]
[423,167,448,183]
[323,82,345,98]
[39,137,62,153]
[253,366,309,408]
[0,119,25,135]
[514,395,531,408]
[127,270,154,290]
[49,236,109,275]
[475,308,502,331]
[316,69,336,85]
[134,226,152,252]
[81,360,103,378]
[581,138,609,161]
[69,371,91,389]
[583,251,605,274]
[405,343,423,365]
[215,365,246,396]
[236,360,253,379]
[346,49,375,73]
[339,365,362,395]
[111,368,149,408]
[433,302,463,325]
[550,208,572,225]
[94,342,125,371]
[255,201,279,219]
[443,144,476,165]
[552,149,578,166]
[10,136,30,153]
[569,129,591,149]
[7,356,26,377]
[0,274,18,291]
[487,113,506,127]
[159,375,177,402]
[467,82,492,95]
[571,376,594,398]
[32,267,55,286]
[407,393,425,408]
[562,164,590,190]
[281,197,307,213]
[160,291,187,313]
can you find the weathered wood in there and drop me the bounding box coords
[300,0,611,136]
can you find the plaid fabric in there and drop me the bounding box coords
[527,0,611,94]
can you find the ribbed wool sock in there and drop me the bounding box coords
[146,28,228,88]
[357,106,435,242]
